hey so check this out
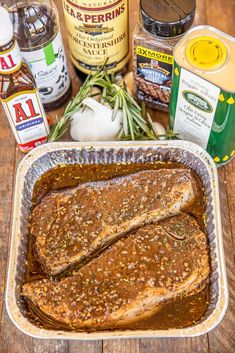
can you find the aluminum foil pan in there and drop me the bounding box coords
[6,141,228,339]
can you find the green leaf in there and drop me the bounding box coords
[122,106,129,137]
[124,92,141,110]
[127,110,135,140]
[112,95,120,121]
[132,115,149,133]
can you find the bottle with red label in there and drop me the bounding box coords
[0,6,50,153]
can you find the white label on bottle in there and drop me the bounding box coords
[0,41,22,74]
[173,68,220,149]
[22,32,70,104]
[2,89,49,145]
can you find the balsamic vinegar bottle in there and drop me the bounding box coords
[8,0,72,111]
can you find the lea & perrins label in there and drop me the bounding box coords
[170,25,235,166]
[0,7,49,153]
[63,0,130,74]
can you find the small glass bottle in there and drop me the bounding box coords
[133,0,196,112]
[8,0,72,111]
[0,6,49,153]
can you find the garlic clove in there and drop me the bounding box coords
[152,122,167,140]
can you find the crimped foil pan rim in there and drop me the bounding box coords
[6,140,228,339]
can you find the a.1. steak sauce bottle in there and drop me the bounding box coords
[0,6,50,153]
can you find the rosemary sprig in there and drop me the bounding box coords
[48,64,107,142]
[47,115,71,142]
[48,64,178,142]
[120,127,178,141]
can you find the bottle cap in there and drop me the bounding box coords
[0,6,14,46]
[140,0,196,38]
[185,35,228,70]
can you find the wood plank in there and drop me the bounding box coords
[224,158,235,260]
[206,0,235,33]
[196,0,208,24]
[0,313,69,353]
[0,108,16,353]
[0,112,16,318]
[139,337,209,353]
[69,341,102,353]
[103,339,139,353]
[207,166,235,353]
[205,167,235,353]
[0,52,17,350]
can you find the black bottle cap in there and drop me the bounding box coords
[140,0,196,37]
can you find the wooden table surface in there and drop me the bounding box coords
[0,0,235,352]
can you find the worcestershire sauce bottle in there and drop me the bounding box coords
[0,6,49,152]
[63,0,130,78]
[9,0,72,110]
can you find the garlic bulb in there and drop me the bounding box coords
[70,98,122,142]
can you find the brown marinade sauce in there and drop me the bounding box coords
[25,161,209,331]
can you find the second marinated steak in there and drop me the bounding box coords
[23,213,209,329]
[31,169,199,275]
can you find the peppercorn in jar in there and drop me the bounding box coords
[133,0,196,112]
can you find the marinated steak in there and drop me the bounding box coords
[30,169,199,275]
[23,213,209,329]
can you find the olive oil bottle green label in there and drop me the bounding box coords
[170,63,235,165]
[63,0,130,74]
[171,28,235,166]
[173,68,220,150]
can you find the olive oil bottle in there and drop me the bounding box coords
[63,0,130,76]
[6,0,72,110]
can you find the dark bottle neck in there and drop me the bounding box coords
[9,2,58,50]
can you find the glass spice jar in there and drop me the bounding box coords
[133,0,196,112]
